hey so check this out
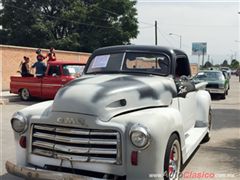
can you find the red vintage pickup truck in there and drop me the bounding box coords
[10,61,85,100]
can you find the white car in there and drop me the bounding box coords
[6,45,211,180]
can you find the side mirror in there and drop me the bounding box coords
[180,75,189,81]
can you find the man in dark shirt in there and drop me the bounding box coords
[32,59,47,77]
[21,56,34,77]
[32,49,47,77]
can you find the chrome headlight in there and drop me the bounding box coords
[11,112,27,133]
[129,124,151,149]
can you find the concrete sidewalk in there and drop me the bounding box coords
[0,91,20,105]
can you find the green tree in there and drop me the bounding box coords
[222,60,229,67]
[230,59,239,69]
[203,61,213,69]
[0,0,138,52]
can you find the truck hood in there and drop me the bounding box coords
[52,74,177,121]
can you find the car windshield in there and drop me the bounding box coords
[85,52,170,75]
[195,71,225,81]
[63,64,85,76]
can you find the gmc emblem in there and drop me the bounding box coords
[56,117,87,127]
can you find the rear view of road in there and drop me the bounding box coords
[183,76,240,180]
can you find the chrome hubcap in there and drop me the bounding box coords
[168,141,180,180]
[22,89,29,99]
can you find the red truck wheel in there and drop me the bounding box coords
[20,88,31,101]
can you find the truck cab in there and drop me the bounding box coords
[10,61,86,100]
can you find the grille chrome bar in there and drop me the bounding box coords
[56,128,90,135]
[89,157,116,164]
[55,135,89,144]
[31,124,121,165]
[33,132,55,140]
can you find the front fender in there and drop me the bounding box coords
[111,107,184,180]
[12,100,53,166]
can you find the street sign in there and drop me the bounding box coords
[192,42,207,55]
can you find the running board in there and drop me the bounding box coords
[182,127,208,163]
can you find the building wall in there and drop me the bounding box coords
[0,45,91,90]
[190,63,199,76]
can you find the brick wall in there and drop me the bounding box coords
[0,45,91,90]
[190,63,199,76]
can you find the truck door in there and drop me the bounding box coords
[175,56,197,133]
[42,65,63,99]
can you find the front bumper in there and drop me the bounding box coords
[5,161,100,180]
[206,88,225,94]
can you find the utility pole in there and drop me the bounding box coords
[155,20,158,45]
[202,49,205,67]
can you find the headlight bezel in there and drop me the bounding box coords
[129,124,151,149]
[11,112,28,134]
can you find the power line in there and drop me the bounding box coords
[159,21,238,28]
[3,3,120,30]
[157,27,174,46]
[138,20,154,26]
[87,4,120,16]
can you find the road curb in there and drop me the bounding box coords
[0,97,20,104]
[0,98,9,105]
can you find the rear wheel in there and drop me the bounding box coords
[164,134,181,180]
[20,88,31,101]
[202,108,212,143]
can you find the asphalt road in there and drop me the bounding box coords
[0,76,239,180]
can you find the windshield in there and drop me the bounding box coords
[86,52,170,75]
[63,64,85,76]
[194,71,225,81]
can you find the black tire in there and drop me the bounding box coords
[20,88,31,101]
[202,108,212,143]
[164,134,181,180]
[221,92,226,99]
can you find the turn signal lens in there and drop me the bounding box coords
[131,151,138,166]
[19,136,26,148]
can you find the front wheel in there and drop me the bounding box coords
[20,88,31,101]
[164,134,181,180]
[221,92,226,99]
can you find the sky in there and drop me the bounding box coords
[131,0,240,65]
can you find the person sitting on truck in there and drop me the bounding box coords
[32,58,47,77]
[46,47,56,62]
[21,56,34,77]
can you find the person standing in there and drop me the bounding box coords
[32,50,47,77]
[21,56,34,77]
[36,48,46,62]
[46,47,56,62]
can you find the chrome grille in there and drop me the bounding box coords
[31,124,121,164]
[206,83,219,88]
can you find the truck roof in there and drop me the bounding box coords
[47,61,86,65]
[92,45,186,56]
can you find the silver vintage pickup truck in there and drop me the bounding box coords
[6,45,211,180]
